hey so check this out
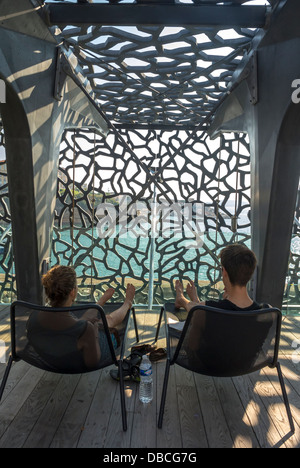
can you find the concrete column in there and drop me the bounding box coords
[209,4,300,308]
[0,5,107,303]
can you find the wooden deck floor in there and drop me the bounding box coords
[0,304,299,449]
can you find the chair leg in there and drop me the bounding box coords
[0,355,14,402]
[132,308,139,343]
[118,360,127,431]
[155,307,164,343]
[158,359,171,429]
[276,362,295,434]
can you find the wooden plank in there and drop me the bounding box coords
[0,360,32,402]
[130,309,160,448]
[213,377,260,448]
[0,364,45,444]
[176,367,208,448]
[23,373,82,448]
[125,308,146,352]
[255,367,300,448]
[103,377,137,448]
[280,318,300,356]
[0,311,299,449]
[0,371,61,448]
[232,372,283,448]
[284,317,300,332]
[156,363,182,449]
[50,370,101,448]
[0,304,11,318]
[193,372,232,448]
[77,367,118,448]
[277,355,300,400]
[262,358,300,448]
[130,363,158,448]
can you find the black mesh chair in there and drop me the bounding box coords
[0,301,139,431]
[156,303,295,435]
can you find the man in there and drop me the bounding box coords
[172,244,272,375]
[175,243,259,313]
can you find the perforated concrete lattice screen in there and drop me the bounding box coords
[0,127,14,303]
[56,21,259,129]
[53,128,251,305]
[45,0,270,305]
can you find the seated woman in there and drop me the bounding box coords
[26,265,135,372]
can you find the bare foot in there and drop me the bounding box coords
[124,283,135,308]
[174,280,186,309]
[98,287,115,306]
[175,280,200,312]
[186,280,200,303]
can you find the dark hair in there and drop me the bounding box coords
[42,265,77,307]
[219,244,257,287]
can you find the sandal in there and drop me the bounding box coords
[149,348,167,362]
[109,351,143,382]
[131,344,157,355]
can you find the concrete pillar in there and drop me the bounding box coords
[209,1,300,308]
[0,1,107,303]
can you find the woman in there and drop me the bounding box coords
[26,265,135,372]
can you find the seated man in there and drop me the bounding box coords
[175,243,260,313]
[171,245,274,375]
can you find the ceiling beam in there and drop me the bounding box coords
[114,123,207,131]
[45,4,268,28]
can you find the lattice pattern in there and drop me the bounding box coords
[285,183,300,312]
[57,22,257,128]
[0,124,298,310]
[46,1,272,5]
[0,128,15,303]
[52,128,252,304]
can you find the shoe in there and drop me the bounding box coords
[149,348,167,362]
[131,344,157,355]
[110,351,143,382]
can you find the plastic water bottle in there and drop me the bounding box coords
[139,354,153,404]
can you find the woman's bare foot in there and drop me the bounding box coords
[105,284,135,329]
[98,287,115,306]
[186,280,200,303]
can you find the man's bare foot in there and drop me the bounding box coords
[175,280,200,312]
[186,280,200,303]
[98,287,115,306]
[124,283,135,308]
[175,280,186,309]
